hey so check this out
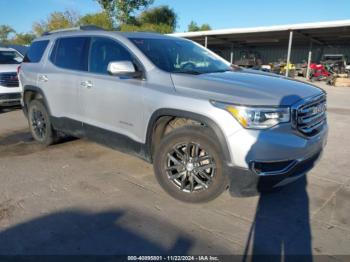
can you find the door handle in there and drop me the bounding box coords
[80,80,93,89]
[38,74,48,82]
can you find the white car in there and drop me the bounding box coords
[0,47,23,108]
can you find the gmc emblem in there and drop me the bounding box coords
[313,103,326,114]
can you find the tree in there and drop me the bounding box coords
[9,33,36,45]
[1,25,35,45]
[188,21,199,32]
[138,5,177,32]
[200,23,211,31]
[120,23,173,34]
[0,25,15,44]
[96,0,154,25]
[188,21,211,32]
[33,10,79,36]
[78,11,114,30]
[120,5,177,34]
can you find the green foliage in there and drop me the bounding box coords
[120,5,177,33]
[0,25,15,44]
[2,1,180,46]
[120,23,173,34]
[188,20,212,32]
[32,10,79,36]
[9,33,36,45]
[78,11,114,30]
[0,24,35,45]
[96,0,154,25]
[188,21,199,32]
[138,5,177,31]
[200,23,211,31]
[32,10,113,35]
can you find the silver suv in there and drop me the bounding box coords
[19,27,328,202]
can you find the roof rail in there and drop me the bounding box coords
[42,25,105,36]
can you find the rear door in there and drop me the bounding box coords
[45,36,90,123]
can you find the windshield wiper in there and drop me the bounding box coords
[175,70,203,75]
[206,69,233,73]
[175,69,234,75]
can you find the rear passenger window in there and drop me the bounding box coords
[23,40,49,63]
[89,37,132,74]
[50,37,90,71]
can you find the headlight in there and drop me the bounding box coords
[212,101,290,129]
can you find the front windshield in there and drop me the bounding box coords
[0,50,23,64]
[129,37,232,74]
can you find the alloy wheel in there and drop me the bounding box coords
[165,142,216,193]
[31,108,47,139]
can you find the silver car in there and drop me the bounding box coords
[19,26,328,203]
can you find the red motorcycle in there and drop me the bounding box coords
[309,63,331,81]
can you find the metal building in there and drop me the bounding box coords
[171,20,350,76]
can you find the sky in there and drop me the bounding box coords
[1,0,350,33]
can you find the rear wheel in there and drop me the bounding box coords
[28,99,58,146]
[154,126,228,203]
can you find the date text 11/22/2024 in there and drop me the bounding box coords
[127,255,220,261]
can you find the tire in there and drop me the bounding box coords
[153,126,229,203]
[28,99,58,146]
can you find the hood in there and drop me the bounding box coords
[0,64,19,73]
[240,68,281,77]
[171,71,323,106]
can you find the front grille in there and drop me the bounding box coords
[0,93,21,101]
[294,94,327,136]
[0,72,19,87]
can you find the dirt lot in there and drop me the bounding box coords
[0,84,350,258]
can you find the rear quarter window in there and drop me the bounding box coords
[23,40,49,63]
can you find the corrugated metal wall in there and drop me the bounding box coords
[210,44,350,64]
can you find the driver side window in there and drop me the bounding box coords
[89,37,133,75]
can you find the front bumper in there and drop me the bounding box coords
[226,120,328,168]
[0,93,22,106]
[226,149,322,197]
[0,84,22,107]
[225,121,328,196]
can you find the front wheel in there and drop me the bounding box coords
[28,99,58,146]
[153,126,229,203]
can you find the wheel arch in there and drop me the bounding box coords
[23,85,51,117]
[145,108,232,164]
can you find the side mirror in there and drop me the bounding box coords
[107,61,139,77]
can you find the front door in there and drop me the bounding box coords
[78,36,145,144]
